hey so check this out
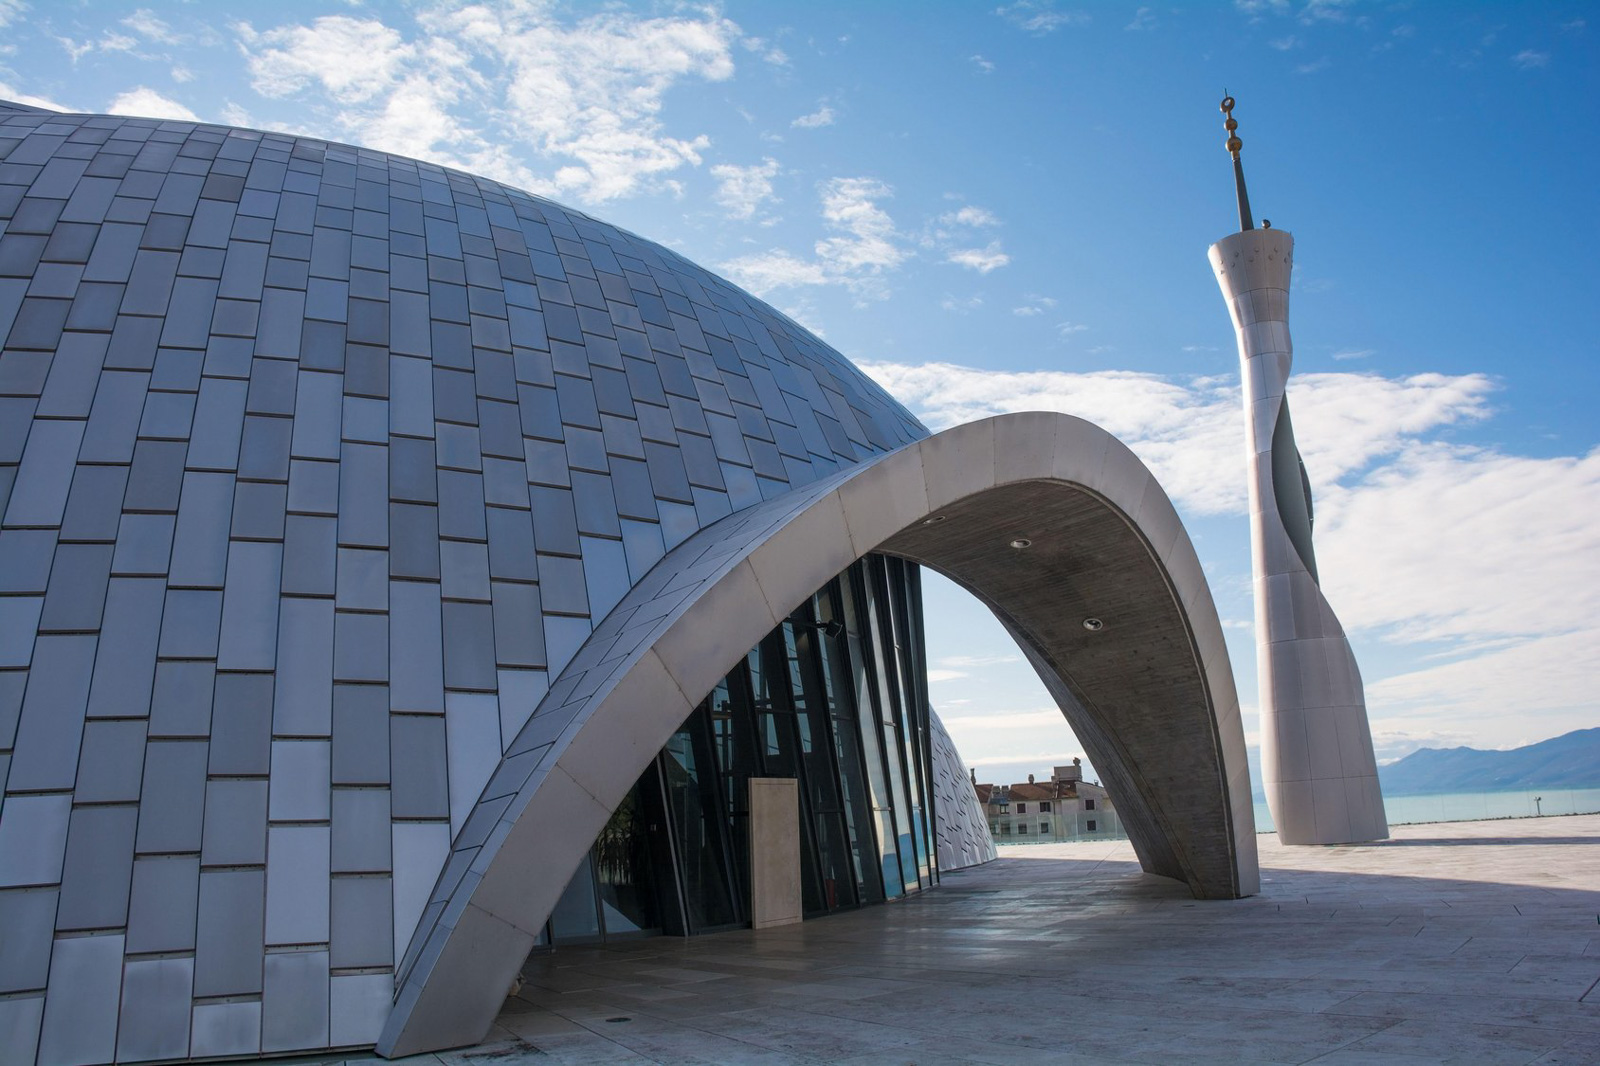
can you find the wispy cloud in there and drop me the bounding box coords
[947,241,1010,273]
[1511,49,1550,69]
[721,176,909,300]
[1331,348,1375,361]
[710,157,780,220]
[1125,7,1156,31]
[970,54,995,73]
[940,205,1000,227]
[791,103,835,128]
[995,1,1090,35]
[1295,56,1332,73]
[1013,295,1057,316]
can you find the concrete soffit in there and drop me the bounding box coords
[377,411,1257,1058]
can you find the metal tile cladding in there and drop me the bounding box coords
[0,100,928,1064]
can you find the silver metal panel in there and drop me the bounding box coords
[0,887,58,992]
[189,1001,261,1059]
[38,542,113,632]
[262,949,329,1054]
[273,597,333,735]
[36,933,123,1066]
[331,787,390,873]
[209,671,273,775]
[291,369,342,459]
[287,458,340,516]
[336,442,388,548]
[230,478,287,540]
[389,581,443,713]
[201,778,269,866]
[168,472,234,588]
[73,719,147,803]
[186,377,248,471]
[331,684,389,785]
[156,588,222,658]
[115,957,194,1064]
[282,514,337,595]
[333,610,388,683]
[440,601,495,691]
[389,714,448,819]
[85,577,163,718]
[580,535,630,622]
[126,856,199,955]
[265,826,330,946]
[330,875,392,968]
[218,540,283,670]
[334,547,387,611]
[489,581,544,668]
[134,740,208,853]
[149,660,216,737]
[193,868,265,997]
[5,418,83,526]
[439,539,491,602]
[0,994,44,1066]
[56,804,137,930]
[268,740,331,821]
[111,513,175,577]
[8,634,96,791]
[329,972,392,1049]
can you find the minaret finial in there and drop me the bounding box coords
[1220,93,1255,232]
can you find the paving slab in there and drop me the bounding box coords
[334,814,1600,1065]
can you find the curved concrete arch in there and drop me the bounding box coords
[378,411,1257,1058]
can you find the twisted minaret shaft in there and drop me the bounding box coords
[1207,96,1387,845]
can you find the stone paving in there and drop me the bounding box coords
[348,814,1599,1065]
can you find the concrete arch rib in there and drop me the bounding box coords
[378,411,1257,1058]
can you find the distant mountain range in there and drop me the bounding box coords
[1378,728,1600,795]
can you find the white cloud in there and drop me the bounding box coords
[996,1,1090,35]
[1056,321,1088,338]
[928,669,969,683]
[0,0,24,30]
[940,205,1000,227]
[1013,295,1057,316]
[107,87,199,121]
[122,8,180,44]
[817,177,906,273]
[1299,0,1358,23]
[1235,0,1290,16]
[1126,7,1156,31]
[722,177,909,300]
[236,7,740,203]
[947,241,1010,273]
[1269,35,1299,49]
[970,54,995,73]
[0,80,70,112]
[791,104,834,128]
[1295,57,1332,74]
[1511,49,1550,69]
[1317,443,1600,647]
[1331,348,1375,360]
[940,294,985,313]
[710,157,780,220]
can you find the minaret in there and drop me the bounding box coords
[1207,96,1388,845]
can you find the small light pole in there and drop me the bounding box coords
[1535,796,1543,816]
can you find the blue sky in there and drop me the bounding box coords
[3,0,1595,788]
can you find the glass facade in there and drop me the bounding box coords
[540,554,938,945]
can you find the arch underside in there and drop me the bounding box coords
[379,412,1257,1058]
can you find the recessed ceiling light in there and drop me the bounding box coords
[1082,617,1104,632]
[1009,538,1031,549]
